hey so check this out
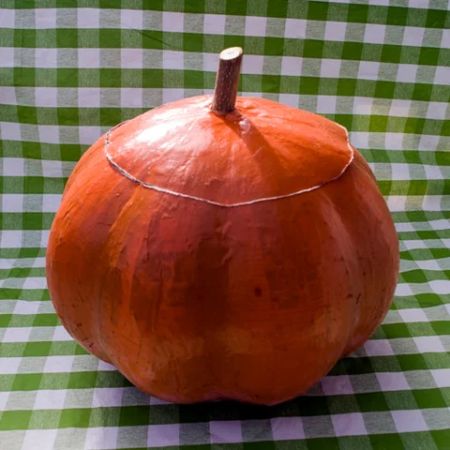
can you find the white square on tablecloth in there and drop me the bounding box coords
[77,8,100,28]
[2,326,31,343]
[86,427,119,449]
[403,27,425,46]
[425,102,448,120]
[162,89,184,104]
[22,430,58,450]
[162,12,184,33]
[424,165,445,180]
[202,52,217,72]
[284,18,306,39]
[35,87,58,107]
[1,194,23,213]
[431,369,450,388]
[407,0,431,9]
[121,48,144,69]
[363,24,386,44]
[120,9,143,29]
[79,126,102,145]
[385,132,404,150]
[121,88,143,108]
[376,372,409,391]
[209,420,242,443]
[14,300,41,315]
[396,64,418,83]
[414,336,446,353]
[320,59,341,78]
[163,50,184,70]
[281,56,302,76]
[395,283,413,296]
[0,8,14,27]
[389,163,411,180]
[316,96,337,114]
[391,410,428,433]
[1,122,21,141]
[0,357,21,374]
[353,97,373,115]
[245,16,267,37]
[78,88,101,108]
[41,160,65,178]
[52,327,72,342]
[43,355,74,373]
[321,375,353,396]
[42,194,62,213]
[399,308,428,323]
[34,389,67,409]
[0,49,14,68]
[2,157,25,177]
[324,22,347,41]
[0,230,23,249]
[0,393,9,411]
[332,413,367,436]
[348,131,369,149]
[434,67,450,85]
[35,8,57,28]
[271,417,305,440]
[278,94,299,107]
[441,29,450,49]
[147,424,180,447]
[358,61,380,80]
[35,48,58,68]
[78,48,100,68]
[92,387,124,408]
[203,14,226,35]
[38,125,60,144]
[242,55,264,75]
[419,134,439,151]
[364,339,394,356]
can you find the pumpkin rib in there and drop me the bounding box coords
[93,185,147,365]
[329,153,399,357]
[104,120,355,208]
[47,139,142,364]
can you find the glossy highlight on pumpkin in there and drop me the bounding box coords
[46,95,399,405]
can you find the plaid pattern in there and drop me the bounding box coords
[1,1,449,448]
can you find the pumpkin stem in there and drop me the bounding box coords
[212,47,243,114]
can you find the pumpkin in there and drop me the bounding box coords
[46,48,399,405]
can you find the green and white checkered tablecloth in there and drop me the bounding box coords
[1,1,449,449]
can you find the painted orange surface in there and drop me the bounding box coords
[46,96,399,405]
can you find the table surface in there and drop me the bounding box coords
[1,1,449,449]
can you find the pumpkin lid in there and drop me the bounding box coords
[104,47,353,208]
[105,96,353,207]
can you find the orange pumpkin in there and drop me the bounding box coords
[46,48,398,405]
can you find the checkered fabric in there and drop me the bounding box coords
[1,1,450,449]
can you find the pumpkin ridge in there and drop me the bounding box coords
[104,121,355,208]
